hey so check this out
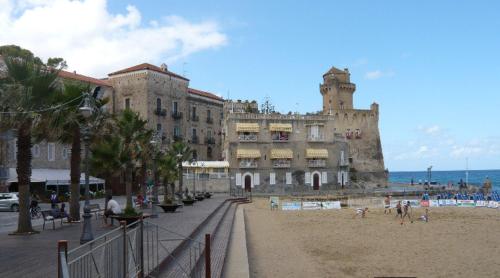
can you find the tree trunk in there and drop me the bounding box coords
[69,128,81,221]
[178,161,183,193]
[15,122,35,234]
[125,166,133,209]
[140,162,147,207]
[170,183,175,199]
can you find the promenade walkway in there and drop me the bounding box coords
[0,195,227,278]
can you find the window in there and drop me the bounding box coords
[156,98,161,111]
[125,98,130,109]
[172,101,178,113]
[192,106,197,118]
[157,124,162,131]
[32,144,40,158]
[207,109,211,119]
[48,143,56,161]
[192,150,198,160]
[192,128,197,137]
[207,147,213,159]
[340,101,344,110]
[286,172,292,185]
[62,147,69,160]
[174,126,181,136]
[270,172,276,185]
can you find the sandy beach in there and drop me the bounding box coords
[245,198,500,278]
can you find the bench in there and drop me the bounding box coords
[88,204,104,219]
[41,210,68,230]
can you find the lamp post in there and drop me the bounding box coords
[79,93,94,244]
[150,135,161,218]
[191,159,197,196]
[176,153,183,195]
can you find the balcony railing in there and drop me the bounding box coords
[238,134,257,142]
[154,108,167,116]
[272,160,291,168]
[173,134,183,141]
[308,159,326,168]
[271,133,289,142]
[205,137,216,144]
[339,160,349,167]
[206,117,213,124]
[239,160,257,168]
[307,134,325,142]
[171,111,182,120]
[191,136,199,144]
[191,115,199,122]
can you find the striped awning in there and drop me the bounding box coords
[236,123,260,133]
[236,149,261,158]
[269,123,293,132]
[270,149,293,159]
[306,149,329,158]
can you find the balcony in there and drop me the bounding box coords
[206,117,214,124]
[205,137,216,145]
[191,115,199,122]
[173,134,183,142]
[171,111,182,120]
[307,134,325,142]
[339,160,349,167]
[191,136,199,144]
[154,108,167,116]
[238,134,257,142]
[239,160,257,168]
[271,132,290,142]
[308,159,326,168]
[272,159,291,168]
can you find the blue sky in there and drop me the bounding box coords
[2,0,499,171]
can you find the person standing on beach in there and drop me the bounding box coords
[396,201,402,219]
[402,201,413,223]
[384,195,391,214]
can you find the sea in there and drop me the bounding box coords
[389,169,500,190]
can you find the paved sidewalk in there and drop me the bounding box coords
[223,205,250,278]
[0,195,227,278]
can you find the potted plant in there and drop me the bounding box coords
[182,194,195,206]
[195,193,205,201]
[112,206,145,226]
[158,196,181,213]
[204,192,212,199]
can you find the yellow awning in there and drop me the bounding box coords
[236,123,260,133]
[236,149,261,158]
[306,149,328,158]
[269,123,293,132]
[270,149,293,159]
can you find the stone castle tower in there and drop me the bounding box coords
[320,67,356,114]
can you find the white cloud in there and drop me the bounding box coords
[418,125,442,136]
[364,69,395,80]
[0,0,227,77]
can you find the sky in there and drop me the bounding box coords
[1,0,499,171]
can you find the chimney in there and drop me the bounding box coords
[160,63,168,72]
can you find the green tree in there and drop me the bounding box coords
[0,55,61,234]
[158,153,178,203]
[168,141,192,194]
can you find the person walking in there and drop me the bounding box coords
[396,201,403,219]
[402,201,413,223]
[50,191,58,209]
[384,195,392,214]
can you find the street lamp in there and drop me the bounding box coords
[150,134,161,218]
[80,93,94,244]
[191,159,197,196]
[176,153,182,196]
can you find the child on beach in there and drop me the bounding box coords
[353,207,368,218]
[396,201,403,219]
[402,201,413,224]
[419,208,429,222]
[384,195,391,214]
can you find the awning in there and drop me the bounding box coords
[306,149,329,158]
[236,149,261,158]
[7,168,105,185]
[270,149,293,159]
[236,123,260,133]
[182,161,230,168]
[269,123,292,132]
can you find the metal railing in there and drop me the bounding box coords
[238,134,257,141]
[308,160,326,167]
[272,160,291,168]
[307,134,325,142]
[239,160,258,168]
[58,219,214,278]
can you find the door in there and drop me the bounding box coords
[244,175,252,192]
[313,174,320,190]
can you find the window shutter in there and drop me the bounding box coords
[236,173,242,186]
[286,172,292,185]
[305,172,311,184]
[253,173,260,185]
[270,173,276,185]
[322,172,328,183]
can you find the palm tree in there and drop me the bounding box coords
[169,141,192,194]
[158,153,178,203]
[0,56,61,234]
[47,83,108,221]
[90,110,152,210]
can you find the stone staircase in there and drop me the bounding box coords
[158,198,249,277]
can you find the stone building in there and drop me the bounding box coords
[223,67,386,193]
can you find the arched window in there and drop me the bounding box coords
[156,98,161,111]
[207,147,213,160]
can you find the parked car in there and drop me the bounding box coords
[0,192,20,212]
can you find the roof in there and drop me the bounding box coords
[58,70,111,87]
[108,63,189,81]
[188,88,224,101]
[7,168,104,185]
[323,66,347,76]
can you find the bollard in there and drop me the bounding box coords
[57,240,68,278]
[205,234,211,278]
